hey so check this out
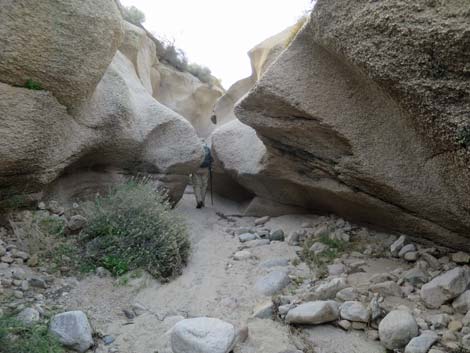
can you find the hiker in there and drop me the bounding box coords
[192,142,212,208]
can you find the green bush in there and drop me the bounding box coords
[161,42,189,71]
[457,126,470,148]
[81,181,190,280]
[0,316,64,353]
[122,5,145,25]
[25,79,42,90]
[187,63,213,84]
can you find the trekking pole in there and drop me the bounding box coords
[209,166,214,206]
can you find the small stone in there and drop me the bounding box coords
[259,258,289,268]
[13,250,30,260]
[239,233,257,243]
[327,263,347,276]
[402,268,428,286]
[338,319,351,330]
[463,311,470,326]
[269,229,285,241]
[420,253,440,270]
[462,334,470,348]
[13,290,23,299]
[428,314,450,329]
[285,301,340,325]
[170,317,236,353]
[17,308,40,325]
[49,311,93,353]
[233,250,253,261]
[404,331,438,353]
[96,267,111,278]
[29,276,47,289]
[378,310,419,350]
[314,277,347,300]
[451,252,470,264]
[309,242,329,255]
[399,244,417,258]
[369,273,395,284]
[442,330,457,342]
[253,301,274,319]
[123,309,135,320]
[255,270,290,296]
[254,216,270,226]
[240,239,270,248]
[404,252,418,262]
[390,235,407,257]
[370,281,402,297]
[1,255,14,264]
[27,254,39,267]
[452,290,470,314]
[68,215,88,232]
[47,201,64,215]
[351,321,367,330]
[367,329,380,341]
[340,301,370,322]
[131,303,146,316]
[103,335,115,345]
[336,287,358,302]
[448,320,463,332]
[11,267,26,280]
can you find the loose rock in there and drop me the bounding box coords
[285,301,340,325]
[340,301,370,323]
[255,270,290,296]
[378,310,419,350]
[170,317,236,353]
[49,311,93,353]
[404,331,438,353]
[420,267,470,308]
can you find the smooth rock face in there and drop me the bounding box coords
[155,63,224,137]
[0,0,123,107]
[219,0,470,249]
[378,310,419,350]
[170,317,236,353]
[420,267,470,308]
[49,311,93,353]
[285,301,340,325]
[255,270,290,296]
[45,51,203,203]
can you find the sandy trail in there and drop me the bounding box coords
[66,192,307,353]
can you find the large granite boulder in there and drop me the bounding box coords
[0,0,203,206]
[46,51,203,203]
[0,0,123,108]
[215,0,470,249]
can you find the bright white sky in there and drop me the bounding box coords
[121,0,313,89]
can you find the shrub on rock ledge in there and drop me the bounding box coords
[81,181,190,280]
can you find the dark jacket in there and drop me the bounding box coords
[200,145,212,168]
